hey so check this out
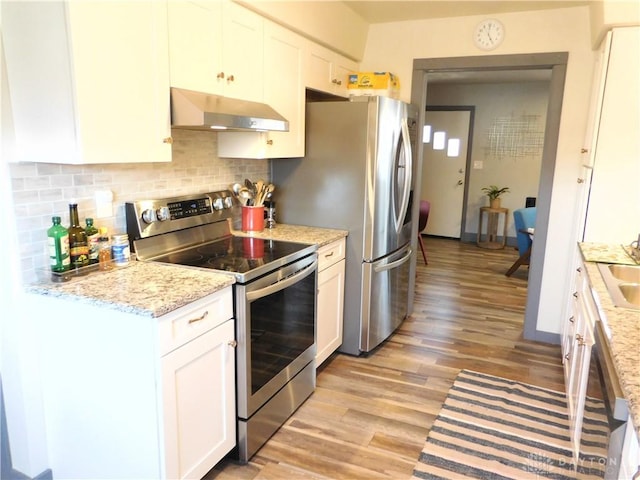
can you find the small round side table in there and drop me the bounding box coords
[477,206,509,249]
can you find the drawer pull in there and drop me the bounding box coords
[324,252,335,258]
[569,316,575,323]
[228,340,238,348]
[188,310,209,324]
[576,333,583,342]
[573,292,579,299]
[565,353,570,360]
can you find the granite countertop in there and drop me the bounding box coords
[232,223,348,247]
[26,224,346,318]
[26,261,235,318]
[578,242,640,438]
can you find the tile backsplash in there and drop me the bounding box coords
[10,129,269,283]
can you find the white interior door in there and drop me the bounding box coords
[421,109,471,238]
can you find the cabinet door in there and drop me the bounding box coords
[162,319,236,480]
[568,308,594,460]
[263,20,306,158]
[583,27,640,242]
[168,1,223,94]
[2,1,172,164]
[307,42,357,97]
[221,2,263,102]
[317,259,345,366]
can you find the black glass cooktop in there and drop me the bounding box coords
[152,236,313,281]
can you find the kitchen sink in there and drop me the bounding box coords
[619,284,640,306]
[597,263,640,309]
[607,264,640,283]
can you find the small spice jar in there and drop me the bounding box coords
[111,233,131,266]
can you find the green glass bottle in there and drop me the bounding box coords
[47,216,70,273]
[68,203,89,271]
[85,217,100,265]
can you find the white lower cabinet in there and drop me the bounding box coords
[563,256,596,460]
[28,287,235,479]
[618,418,640,480]
[316,238,346,366]
[162,319,235,480]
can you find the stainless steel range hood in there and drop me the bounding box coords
[170,87,289,132]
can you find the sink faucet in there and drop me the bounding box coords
[631,233,640,261]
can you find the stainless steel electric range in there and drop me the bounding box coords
[126,190,318,463]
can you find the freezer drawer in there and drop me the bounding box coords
[360,244,412,352]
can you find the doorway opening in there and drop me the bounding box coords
[421,106,475,240]
[410,52,568,342]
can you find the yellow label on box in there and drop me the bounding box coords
[347,72,399,91]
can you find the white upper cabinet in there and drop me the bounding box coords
[218,19,306,159]
[168,1,263,103]
[222,2,264,102]
[583,26,640,243]
[2,1,172,164]
[307,42,358,97]
[167,1,224,95]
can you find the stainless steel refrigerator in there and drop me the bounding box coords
[271,96,418,355]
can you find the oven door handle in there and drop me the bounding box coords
[246,259,318,302]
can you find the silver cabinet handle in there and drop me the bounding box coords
[187,310,208,324]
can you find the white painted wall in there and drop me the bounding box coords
[236,0,368,60]
[589,0,640,47]
[359,6,594,336]
[426,81,548,238]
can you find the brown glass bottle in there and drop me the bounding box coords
[68,203,89,271]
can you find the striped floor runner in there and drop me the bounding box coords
[412,370,609,480]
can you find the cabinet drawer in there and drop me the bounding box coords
[158,286,233,356]
[318,238,346,271]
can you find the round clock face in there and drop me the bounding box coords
[474,19,504,50]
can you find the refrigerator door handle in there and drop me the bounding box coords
[374,247,413,273]
[395,117,413,233]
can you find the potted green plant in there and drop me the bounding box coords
[481,185,510,208]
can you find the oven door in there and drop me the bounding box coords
[235,253,317,420]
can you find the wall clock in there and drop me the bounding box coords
[473,19,505,51]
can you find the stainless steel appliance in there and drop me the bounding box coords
[125,191,318,463]
[272,96,417,355]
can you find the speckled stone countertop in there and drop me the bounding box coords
[26,262,235,318]
[26,224,346,318]
[232,223,348,246]
[579,242,640,438]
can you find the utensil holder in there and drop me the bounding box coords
[241,206,264,232]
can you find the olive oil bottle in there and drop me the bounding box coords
[85,217,100,265]
[68,203,89,271]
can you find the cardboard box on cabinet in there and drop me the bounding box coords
[348,72,400,98]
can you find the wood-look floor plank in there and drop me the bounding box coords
[206,237,565,479]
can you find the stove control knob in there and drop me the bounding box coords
[141,209,156,224]
[212,197,224,211]
[156,206,170,222]
[223,196,234,209]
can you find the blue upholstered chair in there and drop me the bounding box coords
[506,207,536,276]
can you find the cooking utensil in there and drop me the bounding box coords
[245,178,255,196]
[238,187,253,206]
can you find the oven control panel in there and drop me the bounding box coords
[125,190,237,240]
[168,197,213,220]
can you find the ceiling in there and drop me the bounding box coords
[343,1,592,24]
